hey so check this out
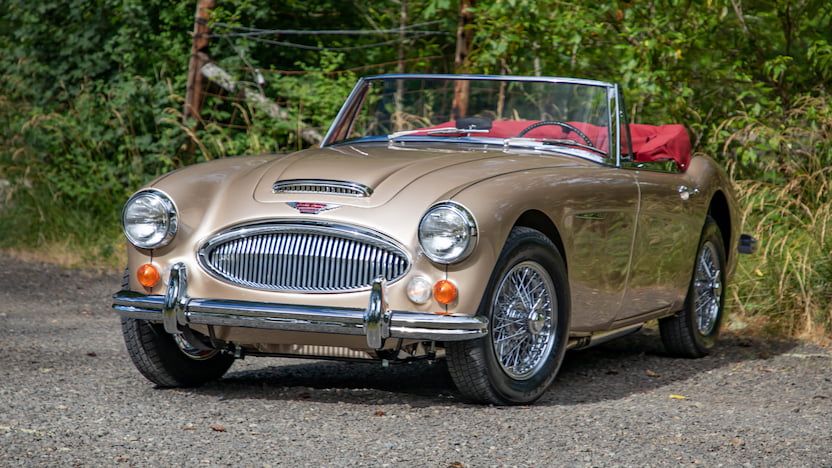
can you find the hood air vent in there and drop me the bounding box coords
[272,179,373,198]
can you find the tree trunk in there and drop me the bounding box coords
[184,0,215,123]
[394,0,408,130]
[452,0,475,119]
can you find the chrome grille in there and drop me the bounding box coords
[198,223,409,293]
[272,179,372,197]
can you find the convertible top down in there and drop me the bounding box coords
[113,74,754,404]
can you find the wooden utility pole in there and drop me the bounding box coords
[452,0,475,119]
[184,0,216,123]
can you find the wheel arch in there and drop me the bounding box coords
[708,190,732,261]
[513,209,567,272]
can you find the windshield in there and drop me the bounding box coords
[326,76,613,159]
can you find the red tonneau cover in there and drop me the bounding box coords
[403,120,692,171]
[628,123,691,171]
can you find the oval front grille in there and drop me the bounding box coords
[198,223,410,293]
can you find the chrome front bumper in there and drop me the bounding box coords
[112,263,488,349]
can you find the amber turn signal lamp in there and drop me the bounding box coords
[433,279,458,305]
[137,263,160,288]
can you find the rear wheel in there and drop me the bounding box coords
[447,227,570,405]
[660,216,727,358]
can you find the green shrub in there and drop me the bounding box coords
[724,94,832,339]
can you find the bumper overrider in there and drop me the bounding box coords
[112,263,488,349]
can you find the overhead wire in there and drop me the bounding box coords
[209,20,446,36]
[232,33,439,52]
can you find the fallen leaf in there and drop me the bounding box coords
[210,424,226,432]
[182,423,195,431]
[754,268,764,277]
[669,394,687,400]
[448,463,464,468]
[373,410,386,417]
[645,369,660,378]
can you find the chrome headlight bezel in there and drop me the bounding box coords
[418,201,478,264]
[121,189,178,249]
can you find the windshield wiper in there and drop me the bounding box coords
[388,127,490,139]
[504,137,608,157]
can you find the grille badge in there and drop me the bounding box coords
[286,202,341,215]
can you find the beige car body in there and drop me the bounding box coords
[123,137,740,351]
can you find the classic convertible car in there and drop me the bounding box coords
[113,74,755,404]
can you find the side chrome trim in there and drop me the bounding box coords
[113,264,487,349]
[272,179,373,198]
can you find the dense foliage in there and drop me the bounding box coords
[0,0,830,339]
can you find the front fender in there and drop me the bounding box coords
[443,169,576,319]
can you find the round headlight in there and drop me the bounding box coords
[122,189,178,249]
[418,202,477,264]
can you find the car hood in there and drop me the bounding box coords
[253,142,582,207]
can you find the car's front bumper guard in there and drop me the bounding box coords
[112,263,488,350]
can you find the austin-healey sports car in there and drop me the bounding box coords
[113,74,756,405]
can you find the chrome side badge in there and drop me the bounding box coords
[286,202,341,215]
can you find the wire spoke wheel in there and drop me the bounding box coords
[173,333,219,361]
[659,216,726,358]
[490,261,557,380]
[693,241,722,335]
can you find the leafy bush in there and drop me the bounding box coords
[0,0,830,338]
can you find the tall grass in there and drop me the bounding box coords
[723,94,832,342]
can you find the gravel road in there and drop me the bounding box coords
[1,255,830,466]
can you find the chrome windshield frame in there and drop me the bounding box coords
[321,74,623,166]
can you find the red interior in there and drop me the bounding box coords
[408,119,691,171]
[627,123,691,171]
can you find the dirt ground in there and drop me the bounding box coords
[1,255,830,466]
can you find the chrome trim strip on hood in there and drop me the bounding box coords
[272,179,373,198]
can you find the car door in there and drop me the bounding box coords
[617,161,703,319]
[565,166,640,332]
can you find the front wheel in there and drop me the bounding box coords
[447,227,570,405]
[660,216,727,358]
[121,318,235,387]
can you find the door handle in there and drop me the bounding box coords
[677,185,700,201]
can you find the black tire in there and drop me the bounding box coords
[447,227,570,405]
[121,268,233,387]
[660,216,727,358]
[121,318,235,387]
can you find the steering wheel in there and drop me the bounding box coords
[516,120,595,148]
